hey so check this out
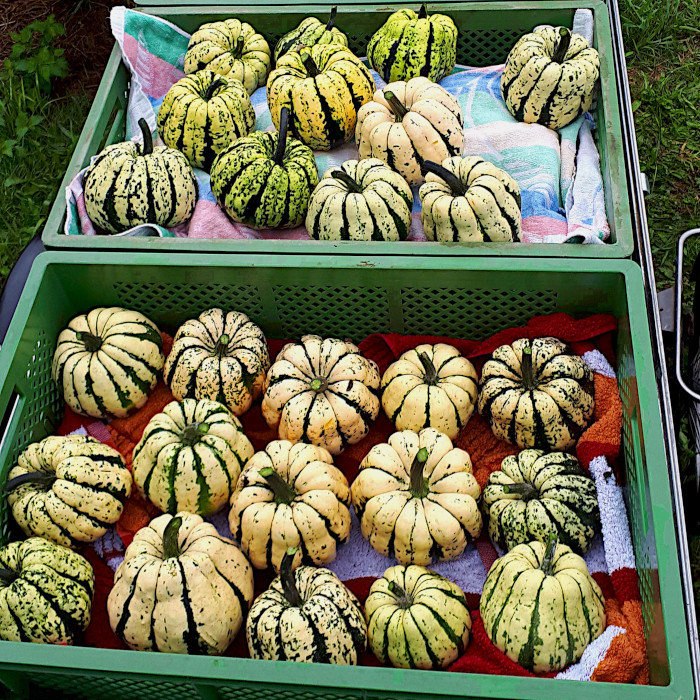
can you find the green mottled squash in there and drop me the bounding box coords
[185,18,270,94]
[483,449,599,554]
[246,547,367,664]
[305,158,413,241]
[0,538,94,644]
[84,118,197,234]
[367,5,457,83]
[365,565,471,669]
[501,27,600,130]
[157,70,255,170]
[477,337,595,450]
[52,307,164,420]
[268,43,375,150]
[210,107,318,229]
[420,157,522,242]
[133,399,254,516]
[481,537,605,672]
[274,6,348,61]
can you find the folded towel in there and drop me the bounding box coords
[64,6,610,245]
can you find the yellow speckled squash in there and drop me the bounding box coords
[351,428,482,565]
[380,343,478,439]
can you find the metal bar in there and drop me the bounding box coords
[606,0,700,689]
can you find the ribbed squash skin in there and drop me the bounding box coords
[381,343,478,439]
[419,156,522,242]
[305,158,412,241]
[157,70,255,170]
[268,44,375,150]
[0,538,94,644]
[52,307,164,420]
[356,77,463,186]
[108,512,254,654]
[351,428,482,565]
[367,7,457,83]
[483,449,599,554]
[480,540,605,672]
[366,565,471,669]
[229,440,351,571]
[246,564,367,664]
[133,399,254,516]
[477,337,595,451]
[262,334,380,454]
[274,8,348,61]
[164,308,269,416]
[210,126,318,229]
[7,435,132,548]
[184,19,270,94]
[501,26,600,130]
[83,128,196,234]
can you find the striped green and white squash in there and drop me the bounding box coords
[132,399,254,516]
[356,77,464,186]
[229,440,351,571]
[6,435,132,549]
[480,537,606,672]
[419,157,522,242]
[210,107,319,229]
[157,70,255,171]
[108,513,254,655]
[367,5,457,84]
[262,334,381,455]
[184,18,270,95]
[83,118,197,234]
[365,565,471,669]
[268,44,375,151]
[483,449,599,554]
[305,158,413,241]
[501,27,600,130]
[164,308,270,416]
[52,307,164,420]
[351,428,482,565]
[274,6,348,62]
[380,343,478,439]
[477,337,595,451]
[246,548,367,664]
[0,538,94,644]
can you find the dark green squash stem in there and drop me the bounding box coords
[260,467,296,504]
[388,580,412,608]
[5,472,56,492]
[502,482,538,501]
[215,333,230,356]
[331,170,363,193]
[75,330,103,352]
[162,515,183,559]
[280,547,303,607]
[418,352,438,384]
[552,27,572,63]
[540,532,558,576]
[383,90,409,121]
[274,107,290,165]
[181,421,210,446]
[326,6,338,30]
[309,377,328,392]
[301,52,321,78]
[418,4,428,19]
[204,76,224,101]
[137,118,153,156]
[409,447,430,498]
[232,35,245,59]
[421,161,467,196]
[520,344,535,390]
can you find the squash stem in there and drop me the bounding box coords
[388,580,412,609]
[310,377,328,392]
[203,76,223,102]
[326,6,338,30]
[274,106,290,165]
[540,532,558,576]
[502,482,538,501]
[181,421,210,446]
[280,546,303,606]
[301,52,321,78]
[162,515,183,559]
[75,330,103,352]
[331,170,363,193]
[418,4,428,19]
[422,161,467,196]
[260,467,296,504]
[409,447,430,498]
[417,351,438,385]
[215,333,230,356]
[520,344,536,390]
[137,118,153,156]
[0,568,17,586]
[232,35,245,59]
[5,472,56,492]
[383,90,408,121]
[552,27,572,63]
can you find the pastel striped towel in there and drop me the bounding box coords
[64,6,609,244]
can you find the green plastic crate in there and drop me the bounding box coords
[0,253,691,698]
[41,1,633,258]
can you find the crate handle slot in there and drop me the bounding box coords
[674,228,700,401]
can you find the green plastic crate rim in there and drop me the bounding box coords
[0,253,691,699]
[41,1,634,258]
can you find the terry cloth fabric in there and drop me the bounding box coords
[59,312,646,683]
[64,6,609,245]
